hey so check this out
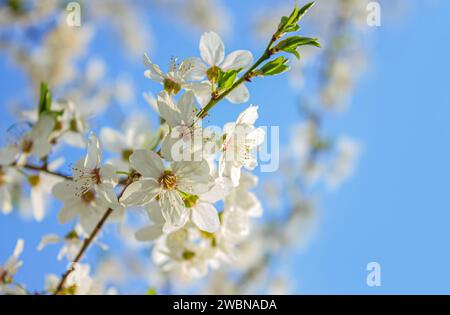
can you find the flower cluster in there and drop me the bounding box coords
[0,2,320,294]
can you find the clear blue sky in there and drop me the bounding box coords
[1,0,450,294]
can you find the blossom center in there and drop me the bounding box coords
[81,189,96,204]
[182,250,195,260]
[121,149,133,161]
[206,65,221,82]
[69,119,79,132]
[163,78,181,95]
[21,138,33,153]
[159,170,177,190]
[28,175,40,187]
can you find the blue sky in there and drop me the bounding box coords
[1,0,450,294]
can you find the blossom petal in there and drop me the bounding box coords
[226,84,249,104]
[31,188,46,221]
[199,31,225,66]
[135,225,163,241]
[0,147,18,165]
[100,128,127,153]
[236,105,259,125]
[143,53,164,83]
[181,57,207,81]
[159,191,188,227]
[84,132,102,169]
[221,50,253,71]
[37,234,61,251]
[129,150,164,179]
[191,202,220,233]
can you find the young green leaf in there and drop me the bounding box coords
[274,36,320,59]
[258,56,290,76]
[277,2,315,34]
[38,82,52,115]
[217,69,238,91]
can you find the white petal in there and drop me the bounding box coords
[31,114,55,139]
[30,138,52,159]
[226,84,249,104]
[129,150,164,179]
[221,50,253,71]
[157,93,182,127]
[191,202,220,233]
[58,205,78,224]
[181,57,207,81]
[236,105,259,125]
[100,128,127,153]
[13,239,24,257]
[120,179,160,206]
[159,191,188,227]
[135,225,163,241]
[84,132,102,169]
[199,31,225,66]
[37,234,61,251]
[0,147,19,165]
[247,127,265,147]
[187,82,212,107]
[31,188,46,221]
[143,54,164,83]
[178,91,197,124]
[200,178,231,203]
[0,187,13,214]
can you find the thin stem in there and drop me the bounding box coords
[53,179,132,295]
[21,163,72,180]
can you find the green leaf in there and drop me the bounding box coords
[217,69,238,91]
[258,56,290,76]
[274,36,320,59]
[277,2,315,34]
[38,82,52,115]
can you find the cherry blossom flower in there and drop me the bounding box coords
[0,239,26,294]
[188,31,253,106]
[0,114,55,166]
[38,226,108,261]
[219,105,265,186]
[121,149,214,227]
[143,54,198,95]
[100,115,153,171]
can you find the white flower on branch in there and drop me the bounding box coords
[121,149,214,228]
[219,105,265,186]
[143,54,198,95]
[189,31,253,106]
[52,133,124,233]
[100,115,153,171]
[0,114,55,166]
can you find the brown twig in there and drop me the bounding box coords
[53,179,132,295]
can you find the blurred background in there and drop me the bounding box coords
[1,0,450,294]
